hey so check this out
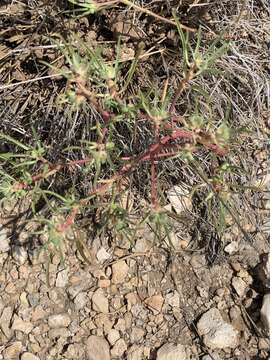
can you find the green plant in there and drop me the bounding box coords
[0,23,233,258]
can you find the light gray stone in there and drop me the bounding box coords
[111,260,129,284]
[232,277,247,297]
[48,313,71,328]
[111,338,127,357]
[56,268,69,287]
[107,328,120,345]
[197,308,239,349]
[224,241,238,255]
[12,245,28,264]
[86,335,110,360]
[74,292,88,310]
[0,225,10,252]
[96,247,111,263]
[0,306,13,338]
[127,345,144,360]
[3,341,22,359]
[157,343,187,360]
[21,353,40,360]
[12,314,34,334]
[130,327,145,343]
[92,289,109,313]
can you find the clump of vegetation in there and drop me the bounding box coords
[0,11,235,259]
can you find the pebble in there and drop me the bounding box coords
[92,288,109,313]
[96,247,111,263]
[3,341,22,359]
[74,292,88,310]
[145,294,164,314]
[232,277,247,297]
[48,327,70,339]
[12,245,28,264]
[0,306,13,338]
[86,335,110,360]
[111,260,129,284]
[258,337,270,350]
[261,294,270,332]
[156,343,187,360]
[107,328,120,345]
[197,308,239,349]
[111,338,128,357]
[55,268,69,287]
[127,345,144,360]
[224,241,239,255]
[133,238,152,253]
[12,314,34,334]
[202,354,220,360]
[167,185,192,214]
[21,352,40,360]
[48,313,71,328]
[130,327,145,343]
[0,225,10,252]
[166,291,180,308]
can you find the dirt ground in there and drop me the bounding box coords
[0,0,270,359]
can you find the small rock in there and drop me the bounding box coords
[96,247,111,263]
[12,314,34,334]
[74,292,88,310]
[56,268,69,287]
[133,238,152,253]
[157,343,187,360]
[98,279,111,288]
[21,353,40,360]
[114,318,126,332]
[232,277,247,297]
[126,292,140,311]
[127,345,144,360]
[111,338,127,357]
[27,293,40,307]
[0,225,10,252]
[92,289,109,313]
[167,185,192,214]
[107,329,120,345]
[20,292,29,307]
[0,306,13,338]
[145,294,164,314]
[31,305,47,322]
[12,245,28,264]
[111,260,129,284]
[166,291,180,307]
[261,294,270,332]
[202,354,220,360]
[48,327,70,339]
[65,343,85,358]
[3,341,22,359]
[224,241,239,255]
[230,262,241,272]
[197,308,239,349]
[48,313,71,328]
[86,335,110,360]
[258,337,270,350]
[130,327,145,343]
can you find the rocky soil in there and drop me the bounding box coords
[1,197,270,360]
